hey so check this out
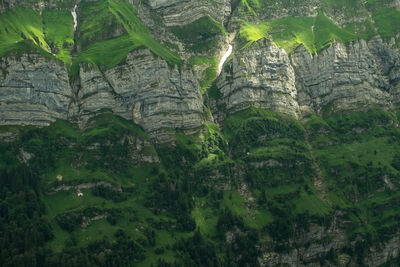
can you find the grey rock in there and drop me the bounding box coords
[215,36,399,120]
[292,37,398,115]
[79,49,205,138]
[0,54,72,125]
[216,39,300,118]
[365,232,400,266]
[149,0,231,27]
[78,63,117,116]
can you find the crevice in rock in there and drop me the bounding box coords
[97,67,118,97]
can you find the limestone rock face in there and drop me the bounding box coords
[1,37,399,141]
[148,0,231,26]
[0,49,205,140]
[243,0,320,21]
[0,54,72,126]
[79,49,205,137]
[215,37,400,118]
[78,65,117,117]
[216,40,300,118]
[292,37,398,114]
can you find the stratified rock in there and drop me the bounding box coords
[78,63,117,117]
[216,39,300,118]
[79,49,205,137]
[0,54,72,125]
[292,37,398,114]
[148,0,231,26]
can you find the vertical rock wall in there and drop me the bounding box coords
[0,54,72,125]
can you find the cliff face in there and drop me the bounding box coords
[0,54,72,125]
[214,37,400,119]
[79,49,205,139]
[1,0,397,137]
[293,37,400,114]
[1,37,398,131]
[148,0,231,26]
[1,1,400,266]
[216,40,300,118]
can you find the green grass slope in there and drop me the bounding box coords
[1,107,400,265]
[239,0,399,53]
[305,109,400,242]
[43,9,74,65]
[73,0,182,75]
[0,8,51,58]
[171,16,226,52]
[0,0,181,73]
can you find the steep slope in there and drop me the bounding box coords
[1,0,400,266]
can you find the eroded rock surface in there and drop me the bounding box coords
[292,37,399,114]
[0,54,72,125]
[215,37,400,118]
[79,49,205,137]
[148,0,231,26]
[216,40,300,118]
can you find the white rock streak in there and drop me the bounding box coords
[218,45,232,75]
[72,4,78,31]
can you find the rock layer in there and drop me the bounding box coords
[216,37,400,118]
[79,49,205,137]
[0,54,72,125]
[216,40,300,118]
[1,36,399,140]
[292,37,399,114]
[148,0,231,27]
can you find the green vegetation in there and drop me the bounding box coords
[239,21,269,49]
[239,10,368,53]
[241,0,258,15]
[72,0,182,76]
[172,16,226,52]
[0,0,181,74]
[223,107,330,222]
[76,35,141,71]
[305,108,400,243]
[0,8,51,58]
[1,0,400,265]
[1,107,400,265]
[313,11,357,51]
[43,9,74,65]
[373,8,400,39]
[189,56,218,94]
[0,7,75,64]
[239,1,399,53]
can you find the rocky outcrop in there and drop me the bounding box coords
[48,181,121,195]
[148,0,231,27]
[292,37,399,115]
[0,0,70,11]
[231,0,320,21]
[259,223,400,266]
[216,40,300,118]
[365,232,400,266]
[1,37,399,142]
[0,49,205,141]
[78,64,117,116]
[215,37,400,118]
[0,54,72,126]
[79,49,205,138]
